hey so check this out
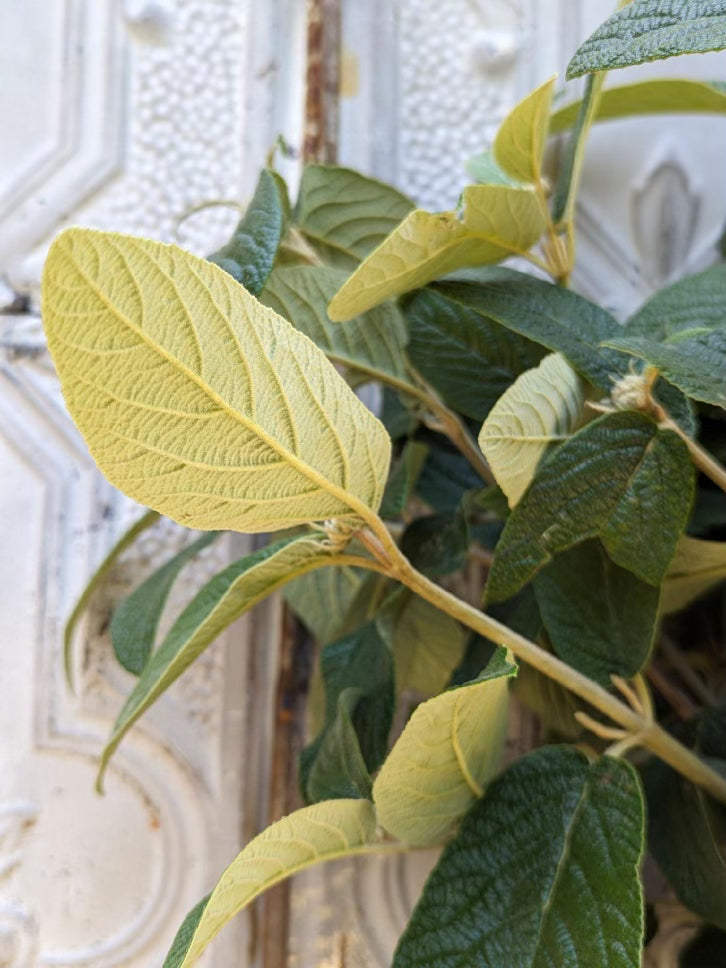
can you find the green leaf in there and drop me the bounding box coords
[379,440,428,518]
[393,748,644,968]
[465,150,519,186]
[551,73,602,224]
[645,757,726,929]
[626,265,726,339]
[111,531,218,675]
[260,264,413,390]
[64,508,160,687]
[207,169,290,295]
[376,588,467,697]
[400,507,469,577]
[432,270,626,393]
[163,895,211,968]
[301,621,394,803]
[486,411,694,603]
[662,535,726,614]
[295,163,414,266]
[381,386,419,440]
[550,79,726,133]
[167,799,378,968]
[567,0,726,78]
[416,443,483,513]
[479,352,585,508]
[403,286,546,421]
[98,534,338,788]
[604,329,726,410]
[534,540,660,687]
[284,565,378,646]
[494,76,556,184]
[514,661,582,740]
[372,649,515,846]
[42,229,391,534]
[327,188,547,321]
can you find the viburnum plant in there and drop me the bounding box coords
[42,2,726,965]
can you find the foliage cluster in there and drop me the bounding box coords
[43,2,726,965]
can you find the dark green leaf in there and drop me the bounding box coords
[403,286,546,420]
[208,169,290,294]
[284,566,379,646]
[432,270,626,393]
[626,265,726,340]
[393,748,644,968]
[534,539,660,687]
[567,0,726,78]
[380,441,428,518]
[303,689,373,802]
[416,443,483,513]
[381,387,419,440]
[552,73,600,224]
[487,411,694,602]
[652,378,698,438]
[111,532,218,676]
[604,329,726,410]
[400,508,469,577]
[163,894,211,968]
[447,633,497,689]
[295,164,414,267]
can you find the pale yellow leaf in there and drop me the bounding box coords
[662,535,726,614]
[327,187,546,321]
[494,75,557,184]
[372,652,516,846]
[174,799,378,967]
[479,353,585,508]
[42,229,391,533]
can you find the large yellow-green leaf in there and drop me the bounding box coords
[42,229,391,533]
[328,187,546,321]
[98,534,338,788]
[372,650,516,846]
[549,79,726,133]
[164,799,378,968]
[478,353,585,508]
[662,536,726,614]
[494,76,556,184]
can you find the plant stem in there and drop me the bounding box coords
[660,414,726,493]
[360,523,726,804]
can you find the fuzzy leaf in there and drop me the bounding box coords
[604,330,726,410]
[662,536,726,614]
[111,531,219,675]
[372,650,515,846]
[486,411,694,602]
[404,286,546,420]
[550,79,726,132]
[494,76,556,184]
[166,799,378,968]
[393,748,644,968]
[479,352,585,507]
[208,168,290,294]
[260,264,412,388]
[567,0,726,78]
[534,540,660,687]
[42,230,391,532]
[295,164,414,265]
[626,265,726,340]
[98,535,337,788]
[328,188,546,320]
[433,271,626,393]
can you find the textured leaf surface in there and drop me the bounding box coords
[99,535,335,786]
[625,265,726,339]
[393,748,644,968]
[567,0,726,78]
[479,352,585,507]
[284,565,377,646]
[163,895,210,968]
[377,589,467,697]
[260,264,411,388]
[433,271,625,393]
[295,164,414,264]
[373,650,515,846]
[404,286,546,420]
[208,168,289,294]
[487,411,694,602]
[42,229,391,533]
[328,188,546,320]
[170,799,378,968]
[416,443,484,513]
[494,76,555,183]
[400,509,469,577]
[112,531,218,675]
[662,536,726,613]
[534,540,660,686]
[604,330,726,410]
[550,79,726,132]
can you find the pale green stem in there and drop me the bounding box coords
[660,414,726,494]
